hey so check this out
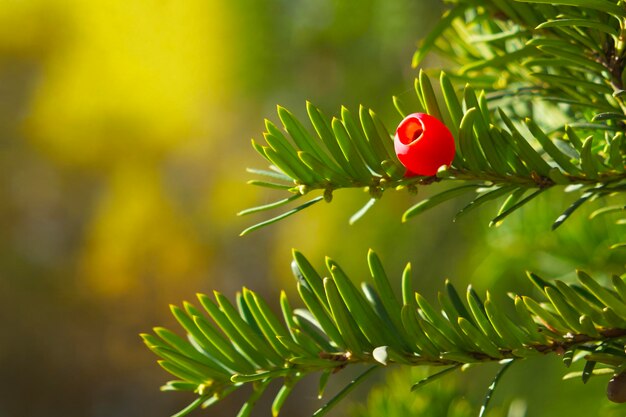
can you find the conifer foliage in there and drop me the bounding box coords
[144,1,626,415]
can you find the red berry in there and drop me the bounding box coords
[394,113,455,176]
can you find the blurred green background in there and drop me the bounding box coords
[1,0,625,416]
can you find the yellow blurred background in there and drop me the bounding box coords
[0,0,447,415]
[3,0,625,416]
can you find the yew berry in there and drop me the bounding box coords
[394,113,455,176]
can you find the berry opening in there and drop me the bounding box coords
[398,117,424,145]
